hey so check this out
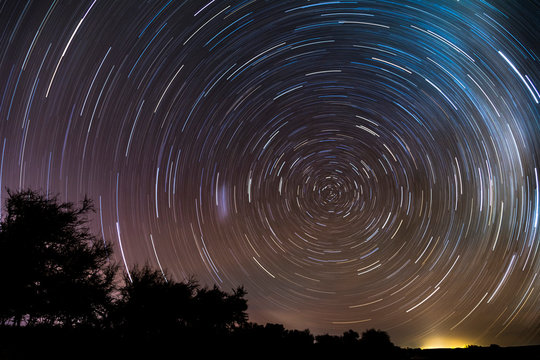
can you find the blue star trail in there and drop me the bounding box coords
[0,0,538,348]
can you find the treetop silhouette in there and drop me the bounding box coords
[0,189,418,359]
[0,189,116,327]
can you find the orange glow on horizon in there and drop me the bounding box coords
[421,337,472,349]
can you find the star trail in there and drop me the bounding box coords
[0,0,538,348]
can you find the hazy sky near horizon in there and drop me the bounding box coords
[0,0,538,348]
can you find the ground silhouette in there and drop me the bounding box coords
[0,189,537,359]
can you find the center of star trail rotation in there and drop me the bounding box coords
[0,0,538,348]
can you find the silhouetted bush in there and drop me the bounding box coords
[360,328,393,346]
[0,189,116,328]
[193,284,248,332]
[111,264,196,338]
[343,329,360,345]
[316,333,344,346]
[111,264,248,343]
[0,189,459,360]
[284,328,315,347]
[359,328,405,359]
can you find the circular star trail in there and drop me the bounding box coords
[0,0,538,347]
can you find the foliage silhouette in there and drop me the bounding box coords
[192,283,248,332]
[360,328,395,348]
[359,328,404,359]
[1,189,533,360]
[234,322,314,349]
[0,189,405,358]
[343,329,360,345]
[0,189,116,328]
[315,333,344,346]
[111,264,196,338]
[108,264,249,346]
[284,328,315,347]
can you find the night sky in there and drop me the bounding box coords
[0,0,539,348]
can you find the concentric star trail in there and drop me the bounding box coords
[0,0,538,347]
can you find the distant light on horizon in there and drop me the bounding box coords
[421,337,471,350]
[0,0,538,347]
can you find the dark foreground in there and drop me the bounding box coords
[405,345,539,360]
[1,191,537,359]
[0,327,538,360]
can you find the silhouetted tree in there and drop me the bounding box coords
[359,328,404,359]
[0,189,116,327]
[315,333,343,346]
[0,188,417,358]
[360,328,393,348]
[113,264,248,341]
[342,329,360,345]
[193,284,248,332]
[262,323,287,342]
[112,264,196,338]
[284,328,314,347]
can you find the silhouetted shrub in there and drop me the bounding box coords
[111,264,248,342]
[0,188,417,359]
[111,264,196,338]
[0,189,116,328]
[285,328,314,347]
[315,333,343,346]
[343,329,360,345]
[193,284,248,332]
